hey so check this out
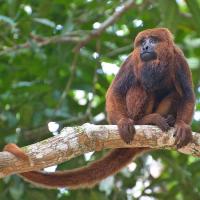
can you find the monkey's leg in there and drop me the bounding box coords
[136,113,170,132]
[155,92,178,116]
[136,93,177,131]
[155,92,177,127]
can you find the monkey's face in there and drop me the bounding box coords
[132,28,175,91]
[139,37,158,62]
[133,28,174,66]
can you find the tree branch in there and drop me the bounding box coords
[0,34,81,56]
[73,0,136,52]
[0,0,136,56]
[0,124,200,178]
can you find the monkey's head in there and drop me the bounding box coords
[132,28,175,91]
[133,28,174,63]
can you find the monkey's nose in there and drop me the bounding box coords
[142,45,149,51]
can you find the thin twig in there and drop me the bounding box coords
[86,40,101,121]
[0,34,81,56]
[106,44,133,57]
[73,0,136,52]
[55,53,79,111]
[0,0,136,56]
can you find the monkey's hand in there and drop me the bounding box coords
[3,143,29,161]
[174,121,192,148]
[117,118,135,144]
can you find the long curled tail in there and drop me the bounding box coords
[20,148,149,189]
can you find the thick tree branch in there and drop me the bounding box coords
[0,124,199,178]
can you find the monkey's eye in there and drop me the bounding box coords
[149,36,159,43]
[140,39,145,46]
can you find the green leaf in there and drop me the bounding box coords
[9,182,24,200]
[157,0,180,32]
[185,0,200,35]
[25,190,48,200]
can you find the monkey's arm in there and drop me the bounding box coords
[106,55,134,123]
[175,65,195,124]
[106,91,134,144]
[106,87,129,124]
[106,55,138,144]
[173,49,195,148]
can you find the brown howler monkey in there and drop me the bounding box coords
[3,28,195,189]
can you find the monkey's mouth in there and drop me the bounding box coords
[140,52,157,62]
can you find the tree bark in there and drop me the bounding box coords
[0,124,199,178]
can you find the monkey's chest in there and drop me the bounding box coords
[140,64,169,92]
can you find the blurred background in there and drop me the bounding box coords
[0,0,200,199]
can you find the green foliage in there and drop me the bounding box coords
[0,0,200,199]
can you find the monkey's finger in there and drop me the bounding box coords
[117,118,136,144]
[174,127,181,146]
[128,125,136,143]
[118,124,135,144]
[128,124,135,135]
[125,125,135,144]
[176,129,186,148]
[174,127,192,148]
[177,128,192,148]
[157,118,170,132]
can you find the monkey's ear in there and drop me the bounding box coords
[173,48,194,99]
[113,55,136,96]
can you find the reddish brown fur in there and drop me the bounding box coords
[3,28,195,189]
[3,144,29,161]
